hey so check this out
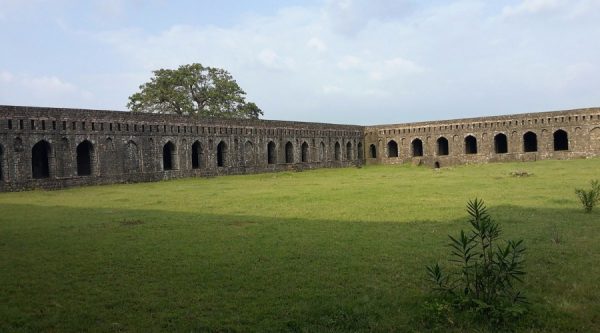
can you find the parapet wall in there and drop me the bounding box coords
[364,108,600,168]
[0,105,364,191]
[1,105,600,191]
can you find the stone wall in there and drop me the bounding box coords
[0,105,364,191]
[364,107,600,168]
[2,105,600,192]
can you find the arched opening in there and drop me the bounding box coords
[285,141,294,163]
[319,142,325,161]
[387,140,399,157]
[357,142,363,160]
[334,142,341,161]
[217,141,227,167]
[163,141,175,170]
[32,140,51,179]
[346,141,352,160]
[301,142,309,162]
[124,141,140,173]
[437,137,449,156]
[523,131,537,152]
[267,141,276,164]
[553,130,569,151]
[412,139,423,157]
[192,141,202,169]
[465,135,477,154]
[434,161,440,169]
[76,140,93,176]
[494,133,508,154]
[369,144,377,158]
[244,141,254,166]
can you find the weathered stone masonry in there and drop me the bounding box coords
[1,105,600,191]
[364,107,600,168]
[0,105,363,191]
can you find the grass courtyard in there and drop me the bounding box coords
[1,159,599,332]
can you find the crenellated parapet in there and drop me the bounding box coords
[2,105,600,191]
[364,108,600,168]
[0,105,363,191]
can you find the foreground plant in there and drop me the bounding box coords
[575,180,600,213]
[426,199,528,325]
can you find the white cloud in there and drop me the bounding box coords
[257,49,296,71]
[2,0,600,123]
[502,0,563,17]
[337,55,362,70]
[307,37,327,52]
[0,70,14,82]
[0,70,93,107]
[322,84,343,94]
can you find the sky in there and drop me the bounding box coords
[1,0,599,125]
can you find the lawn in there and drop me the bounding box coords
[1,159,599,332]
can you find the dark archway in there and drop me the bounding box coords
[465,135,477,154]
[192,141,202,169]
[76,140,93,176]
[163,141,175,170]
[301,142,309,162]
[319,142,325,161]
[334,142,341,161]
[369,144,377,158]
[357,142,363,160]
[523,132,537,152]
[32,140,51,179]
[217,141,227,167]
[267,141,276,164]
[554,130,569,151]
[285,141,294,163]
[346,141,352,160]
[387,140,398,157]
[437,137,449,156]
[412,139,423,157]
[434,161,440,168]
[494,133,508,154]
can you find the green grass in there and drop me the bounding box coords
[1,159,599,332]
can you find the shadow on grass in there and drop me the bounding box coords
[0,203,598,332]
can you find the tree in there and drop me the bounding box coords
[127,63,263,119]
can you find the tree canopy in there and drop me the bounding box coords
[127,63,263,119]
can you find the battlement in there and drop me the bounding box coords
[1,105,599,191]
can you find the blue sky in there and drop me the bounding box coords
[1,0,599,124]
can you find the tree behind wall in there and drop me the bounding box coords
[127,63,263,119]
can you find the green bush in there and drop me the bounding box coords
[426,199,528,325]
[575,180,600,213]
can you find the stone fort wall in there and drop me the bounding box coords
[364,107,600,168]
[0,105,363,191]
[1,105,600,191]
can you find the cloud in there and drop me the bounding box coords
[257,49,296,71]
[2,0,600,123]
[337,55,362,70]
[502,0,563,17]
[325,0,415,36]
[307,37,327,52]
[0,70,93,107]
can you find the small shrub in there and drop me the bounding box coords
[510,170,532,177]
[426,199,528,325]
[575,180,600,213]
[120,219,144,226]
